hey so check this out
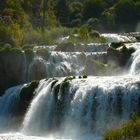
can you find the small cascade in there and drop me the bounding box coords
[27,51,107,80]
[22,76,140,138]
[101,34,136,43]
[129,43,140,75]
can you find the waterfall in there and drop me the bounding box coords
[0,85,22,131]
[21,76,140,138]
[101,34,136,43]
[129,43,140,75]
[27,51,107,80]
[0,33,140,139]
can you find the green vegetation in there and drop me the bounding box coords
[20,80,39,101]
[63,76,75,82]
[35,47,50,60]
[102,113,140,140]
[0,0,140,46]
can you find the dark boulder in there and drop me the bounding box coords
[107,44,135,67]
[19,80,39,115]
[110,42,125,49]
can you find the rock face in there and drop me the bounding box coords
[107,44,135,67]
[19,80,39,116]
[0,47,25,95]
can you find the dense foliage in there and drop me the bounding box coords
[103,113,140,140]
[0,0,140,46]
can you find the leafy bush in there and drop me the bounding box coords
[22,27,73,45]
[103,113,140,140]
[0,22,23,46]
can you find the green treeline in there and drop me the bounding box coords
[0,0,140,46]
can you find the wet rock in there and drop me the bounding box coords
[85,58,107,75]
[28,58,47,81]
[19,80,39,115]
[24,48,34,63]
[107,44,135,67]
[110,42,125,49]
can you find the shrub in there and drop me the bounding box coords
[0,23,14,46]
[89,30,100,38]
[0,22,23,46]
[76,25,89,39]
[10,23,23,46]
[103,113,140,140]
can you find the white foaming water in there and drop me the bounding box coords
[1,34,140,140]
[129,43,140,75]
[0,133,100,140]
[21,76,140,139]
[27,41,140,80]
[102,34,136,43]
[27,51,107,80]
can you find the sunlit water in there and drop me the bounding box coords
[0,34,140,140]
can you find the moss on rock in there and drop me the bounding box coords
[19,80,39,115]
[36,47,50,60]
[63,76,75,82]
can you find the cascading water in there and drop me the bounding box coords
[20,76,140,139]
[0,85,22,132]
[27,51,107,80]
[0,33,140,140]
[129,43,140,75]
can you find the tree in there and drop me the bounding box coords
[83,0,107,20]
[54,0,70,26]
[115,0,140,24]
[21,0,43,28]
[69,1,83,27]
